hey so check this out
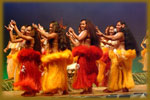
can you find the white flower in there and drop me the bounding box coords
[76,64,80,69]
[41,72,45,76]
[21,65,26,73]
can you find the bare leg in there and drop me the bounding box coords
[62,90,69,95]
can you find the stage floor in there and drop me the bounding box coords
[2,85,147,98]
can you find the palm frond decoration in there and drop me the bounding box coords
[2,79,14,91]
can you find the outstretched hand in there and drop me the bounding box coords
[5,24,13,31]
[4,48,8,53]
[66,32,70,37]
[96,26,101,33]
[38,24,44,30]
[96,31,103,36]
[96,26,103,36]
[68,27,74,33]
[32,23,38,29]
[10,20,16,26]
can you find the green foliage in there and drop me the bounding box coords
[133,72,147,85]
[2,79,14,91]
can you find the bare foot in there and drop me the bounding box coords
[122,88,129,92]
[103,89,113,93]
[80,88,92,94]
[87,87,92,94]
[80,90,87,94]
[58,90,63,95]
[41,92,54,96]
[21,91,36,97]
[21,92,29,96]
[62,90,69,95]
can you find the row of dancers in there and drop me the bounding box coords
[4,19,146,96]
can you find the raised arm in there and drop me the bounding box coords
[141,31,149,49]
[5,24,23,43]
[66,32,80,47]
[10,20,33,41]
[141,37,146,49]
[101,40,114,47]
[32,23,57,39]
[69,27,87,41]
[101,32,124,40]
[96,26,104,36]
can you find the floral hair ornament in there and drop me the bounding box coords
[59,18,67,30]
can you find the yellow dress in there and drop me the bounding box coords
[139,48,147,71]
[97,60,106,86]
[97,47,108,86]
[10,51,22,91]
[6,42,20,79]
[41,49,73,93]
[139,38,147,71]
[108,49,136,91]
[5,42,22,90]
[7,52,15,79]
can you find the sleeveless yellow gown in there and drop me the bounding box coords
[41,49,73,93]
[108,49,136,91]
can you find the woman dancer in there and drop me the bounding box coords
[139,31,148,71]
[97,25,117,87]
[10,20,42,96]
[67,19,103,94]
[97,21,137,92]
[4,25,26,79]
[32,21,73,95]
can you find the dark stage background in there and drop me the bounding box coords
[3,2,146,79]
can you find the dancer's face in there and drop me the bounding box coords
[25,26,32,36]
[20,26,26,34]
[109,26,115,35]
[80,20,86,31]
[116,22,122,32]
[49,23,54,33]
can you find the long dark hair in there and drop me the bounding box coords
[58,27,71,51]
[48,21,60,49]
[48,21,71,51]
[33,30,41,53]
[81,19,100,47]
[118,20,140,56]
[26,25,41,53]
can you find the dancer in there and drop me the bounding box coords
[97,25,110,48]
[41,36,49,55]
[139,31,148,71]
[32,21,73,95]
[10,20,42,96]
[4,25,26,81]
[97,21,137,92]
[97,25,116,87]
[67,19,102,94]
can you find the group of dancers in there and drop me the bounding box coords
[4,19,146,97]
